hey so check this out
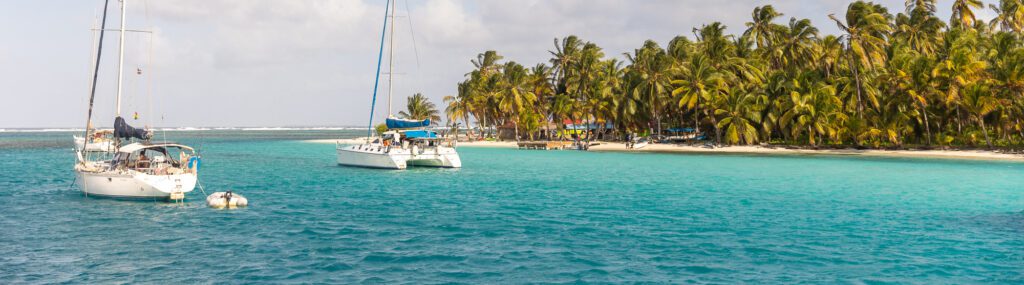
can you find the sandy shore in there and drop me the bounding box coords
[306,139,1023,161]
[589,142,1024,161]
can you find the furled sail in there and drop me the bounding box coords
[386,117,430,129]
[113,116,150,140]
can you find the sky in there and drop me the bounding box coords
[0,0,996,128]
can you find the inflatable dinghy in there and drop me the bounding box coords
[207,191,248,209]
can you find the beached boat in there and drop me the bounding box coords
[73,0,200,200]
[336,0,460,170]
[633,137,650,149]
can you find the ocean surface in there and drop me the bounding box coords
[1,130,1021,284]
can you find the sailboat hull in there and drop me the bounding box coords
[75,170,197,199]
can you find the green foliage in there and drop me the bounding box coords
[398,93,441,124]
[447,1,1024,149]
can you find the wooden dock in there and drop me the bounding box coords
[517,141,573,150]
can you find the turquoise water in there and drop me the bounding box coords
[1,131,1022,283]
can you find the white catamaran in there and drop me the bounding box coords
[74,0,200,200]
[336,0,461,170]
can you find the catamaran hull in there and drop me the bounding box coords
[336,144,461,169]
[75,171,197,199]
[337,146,408,169]
[407,151,461,168]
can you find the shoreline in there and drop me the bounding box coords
[305,139,1024,162]
[588,142,1024,162]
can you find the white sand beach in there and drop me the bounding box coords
[587,142,1024,161]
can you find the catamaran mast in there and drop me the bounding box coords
[386,0,396,116]
[363,0,391,139]
[114,0,127,116]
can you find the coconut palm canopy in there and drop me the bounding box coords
[439,0,1024,149]
[398,93,441,124]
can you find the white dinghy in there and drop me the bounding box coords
[206,191,248,209]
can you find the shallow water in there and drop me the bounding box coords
[1,131,1022,283]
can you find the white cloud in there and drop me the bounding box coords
[0,0,999,127]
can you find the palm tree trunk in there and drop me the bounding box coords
[808,125,815,146]
[956,107,963,135]
[475,113,485,140]
[543,113,552,141]
[694,108,701,145]
[513,111,521,143]
[848,52,866,121]
[1016,118,1024,144]
[463,111,473,139]
[919,101,932,145]
[980,118,992,149]
[706,109,721,145]
[584,111,592,146]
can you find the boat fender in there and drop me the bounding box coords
[189,156,201,173]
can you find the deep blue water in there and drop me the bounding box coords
[1,130,1022,283]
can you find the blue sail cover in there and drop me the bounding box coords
[386,118,430,129]
[403,130,438,139]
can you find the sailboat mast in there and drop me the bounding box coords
[386,0,396,116]
[114,0,128,116]
[80,0,111,156]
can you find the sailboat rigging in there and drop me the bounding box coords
[336,0,462,170]
[74,0,201,200]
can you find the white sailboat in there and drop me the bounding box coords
[73,129,115,152]
[336,0,461,170]
[74,0,200,200]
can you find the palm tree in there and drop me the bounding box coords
[398,93,441,124]
[932,33,986,134]
[781,78,843,146]
[894,3,945,54]
[951,0,984,28]
[960,83,999,148]
[528,64,555,140]
[625,40,673,137]
[550,36,586,136]
[829,1,893,117]
[443,85,468,140]
[715,85,763,144]
[744,5,785,49]
[989,0,1024,32]
[472,50,504,77]
[906,0,938,13]
[776,17,820,71]
[498,61,538,142]
[672,54,724,138]
[889,48,938,145]
[577,42,606,144]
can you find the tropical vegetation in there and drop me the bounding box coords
[440,0,1024,149]
[398,93,442,123]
